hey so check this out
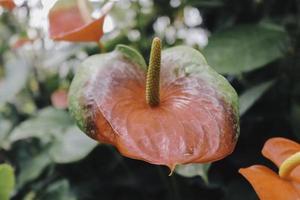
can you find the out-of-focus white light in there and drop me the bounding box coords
[27,28,38,38]
[41,0,57,14]
[28,0,40,7]
[14,0,25,6]
[103,15,115,33]
[184,6,202,27]
[29,8,44,28]
[139,0,153,8]
[127,29,141,42]
[165,26,176,44]
[170,0,181,8]
[119,0,131,9]
[35,0,57,33]
[153,16,171,35]
[185,28,208,48]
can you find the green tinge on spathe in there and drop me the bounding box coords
[68,45,148,136]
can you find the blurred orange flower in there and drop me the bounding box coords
[49,0,112,42]
[51,89,68,109]
[239,137,300,200]
[11,36,34,49]
[0,0,16,10]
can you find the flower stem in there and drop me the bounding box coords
[146,37,161,107]
[97,41,105,53]
[279,152,300,179]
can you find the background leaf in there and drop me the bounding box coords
[0,57,30,105]
[175,163,211,183]
[239,80,275,116]
[38,180,76,200]
[9,107,73,143]
[49,126,98,164]
[0,118,12,149]
[9,107,98,164]
[17,150,52,189]
[203,24,288,74]
[0,164,15,200]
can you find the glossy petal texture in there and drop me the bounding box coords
[49,0,105,42]
[262,137,300,182]
[239,165,300,200]
[0,0,15,10]
[69,45,239,169]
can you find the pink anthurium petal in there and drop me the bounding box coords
[51,89,68,109]
[68,45,239,169]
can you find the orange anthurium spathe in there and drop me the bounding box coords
[68,38,239,171]
[49,0,112,42]
[0,0,16,10]
[239,137,300,200]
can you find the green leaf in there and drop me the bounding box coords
[49,126,98,164]
[0,22,11,54]
[239,80,275,116]
[0,164,15,200]
[38,180,76,200]
[9,107,98,164]
[203,24,288,74]
[17,150,52,189]
[175,163,211,183]
[0,118,12,149]
[0,56,30,105]
[9,107,73,143]
[0,23,11,40]
[23,191,36,200]
[116,45,147,70]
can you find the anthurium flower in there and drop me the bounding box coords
[49,0,112,42]
[239,137,300,200]
[0,0,16,10]
[68,38,239,171]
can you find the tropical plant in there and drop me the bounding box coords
[0,0,300,199]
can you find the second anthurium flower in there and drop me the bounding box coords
[68,37,240,171]
[48,0,112,42]
[0,0,16,11]
[240,137,300,199]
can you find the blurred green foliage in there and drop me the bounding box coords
[0,164,15,200]
[0,0,300,199]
